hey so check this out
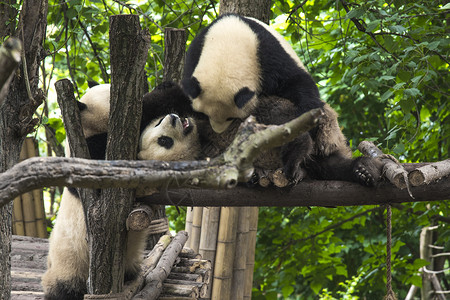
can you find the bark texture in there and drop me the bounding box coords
[0,0,47,298]
[87,14,150,295]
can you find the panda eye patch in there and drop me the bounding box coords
[157,136,174,149]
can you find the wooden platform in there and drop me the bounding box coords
[11,235,47,299]
[10,234,211,299]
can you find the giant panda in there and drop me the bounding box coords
[42,84,149,300]
[180,13,383,186]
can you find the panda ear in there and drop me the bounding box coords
[88,80,99,88]
[181,76,201,99]
[234,87,255,109]
[77,101,88,112]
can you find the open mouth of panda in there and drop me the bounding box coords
[181,117,194,136]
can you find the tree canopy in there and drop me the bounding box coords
[1,0,449,299]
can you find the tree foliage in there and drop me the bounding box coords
[2,0,448,298]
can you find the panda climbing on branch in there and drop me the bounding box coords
[180,13,383,186]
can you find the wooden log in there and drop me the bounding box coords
[176,258,211,272]
[164,280,207,297]
[127,204,154,231]
[170,267,211,284]
[162,283,198,298]
[212,207,238,300]
[190,207,203,253]
[358,141,409,190]
[133,231,188,300]
[231,207,250,300]
[158,297,195,300]
[179,248,201,259]
[244,207,258,300]
[408,159,450,186]
[167,273,202,283]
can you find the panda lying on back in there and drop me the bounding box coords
[42,84,201,300]
[181,13,383,186]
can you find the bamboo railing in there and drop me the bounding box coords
[12,137,47,238]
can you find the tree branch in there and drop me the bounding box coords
[0,109,323,208]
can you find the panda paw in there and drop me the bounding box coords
[352,157,383,187]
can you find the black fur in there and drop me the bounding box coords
[234,87,255,109]
[44,279,87,300]
[141,81,207,134]
[180,14,382,186]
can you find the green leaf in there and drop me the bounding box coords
[346,8,365,19]
[381,90,394,101]
[366,20,380,32]
[389,25,406,33]
[281,285,294,298]
[404,88,421,98]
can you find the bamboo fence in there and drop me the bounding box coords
[12,137,47,238]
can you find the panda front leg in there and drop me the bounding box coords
[42,189,89,300]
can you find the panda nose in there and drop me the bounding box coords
[170,114,179,127]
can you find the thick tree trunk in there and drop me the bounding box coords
[86,14,150,295]
[219,0,271,23]
[0,0,47,298]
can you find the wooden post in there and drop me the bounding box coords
[185,208,194,247]
[86,14,150,295]
[420,226,434,300]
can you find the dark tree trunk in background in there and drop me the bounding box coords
[219,0,271,23]
[163,28,186,83]
[0,0,47,299]
[143,27,187,251]
[86,14,150,295]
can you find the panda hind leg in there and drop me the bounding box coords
[281,132,314,184]
[44,279,87,300]
[308,153,383,186]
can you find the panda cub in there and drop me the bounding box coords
[181,13,383,186]
[138,113,199,161]
[42,84,149,300]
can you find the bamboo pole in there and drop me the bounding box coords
[21,191,37,237]
[12,143,28,236]
[12,196,24,235]
[211,207,238,300]
[244,207,259,300]
[25,138,47,238]
[190,207,203,253]
[185,207,194,248]
[231,207,250,300]
[198,207,220,297]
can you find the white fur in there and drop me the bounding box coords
[79,84,110,138]
[189,15,306,133]
[191,15,261,133]
[138,114,200,161]
[42,84,148,299]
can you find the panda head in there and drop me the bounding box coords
[181,15,261,134]
[77,84,110,138]
[138,114,200,161]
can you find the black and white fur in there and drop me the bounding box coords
[181,14,382,186]
[138,113,199,161]
[42,84,149,300]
